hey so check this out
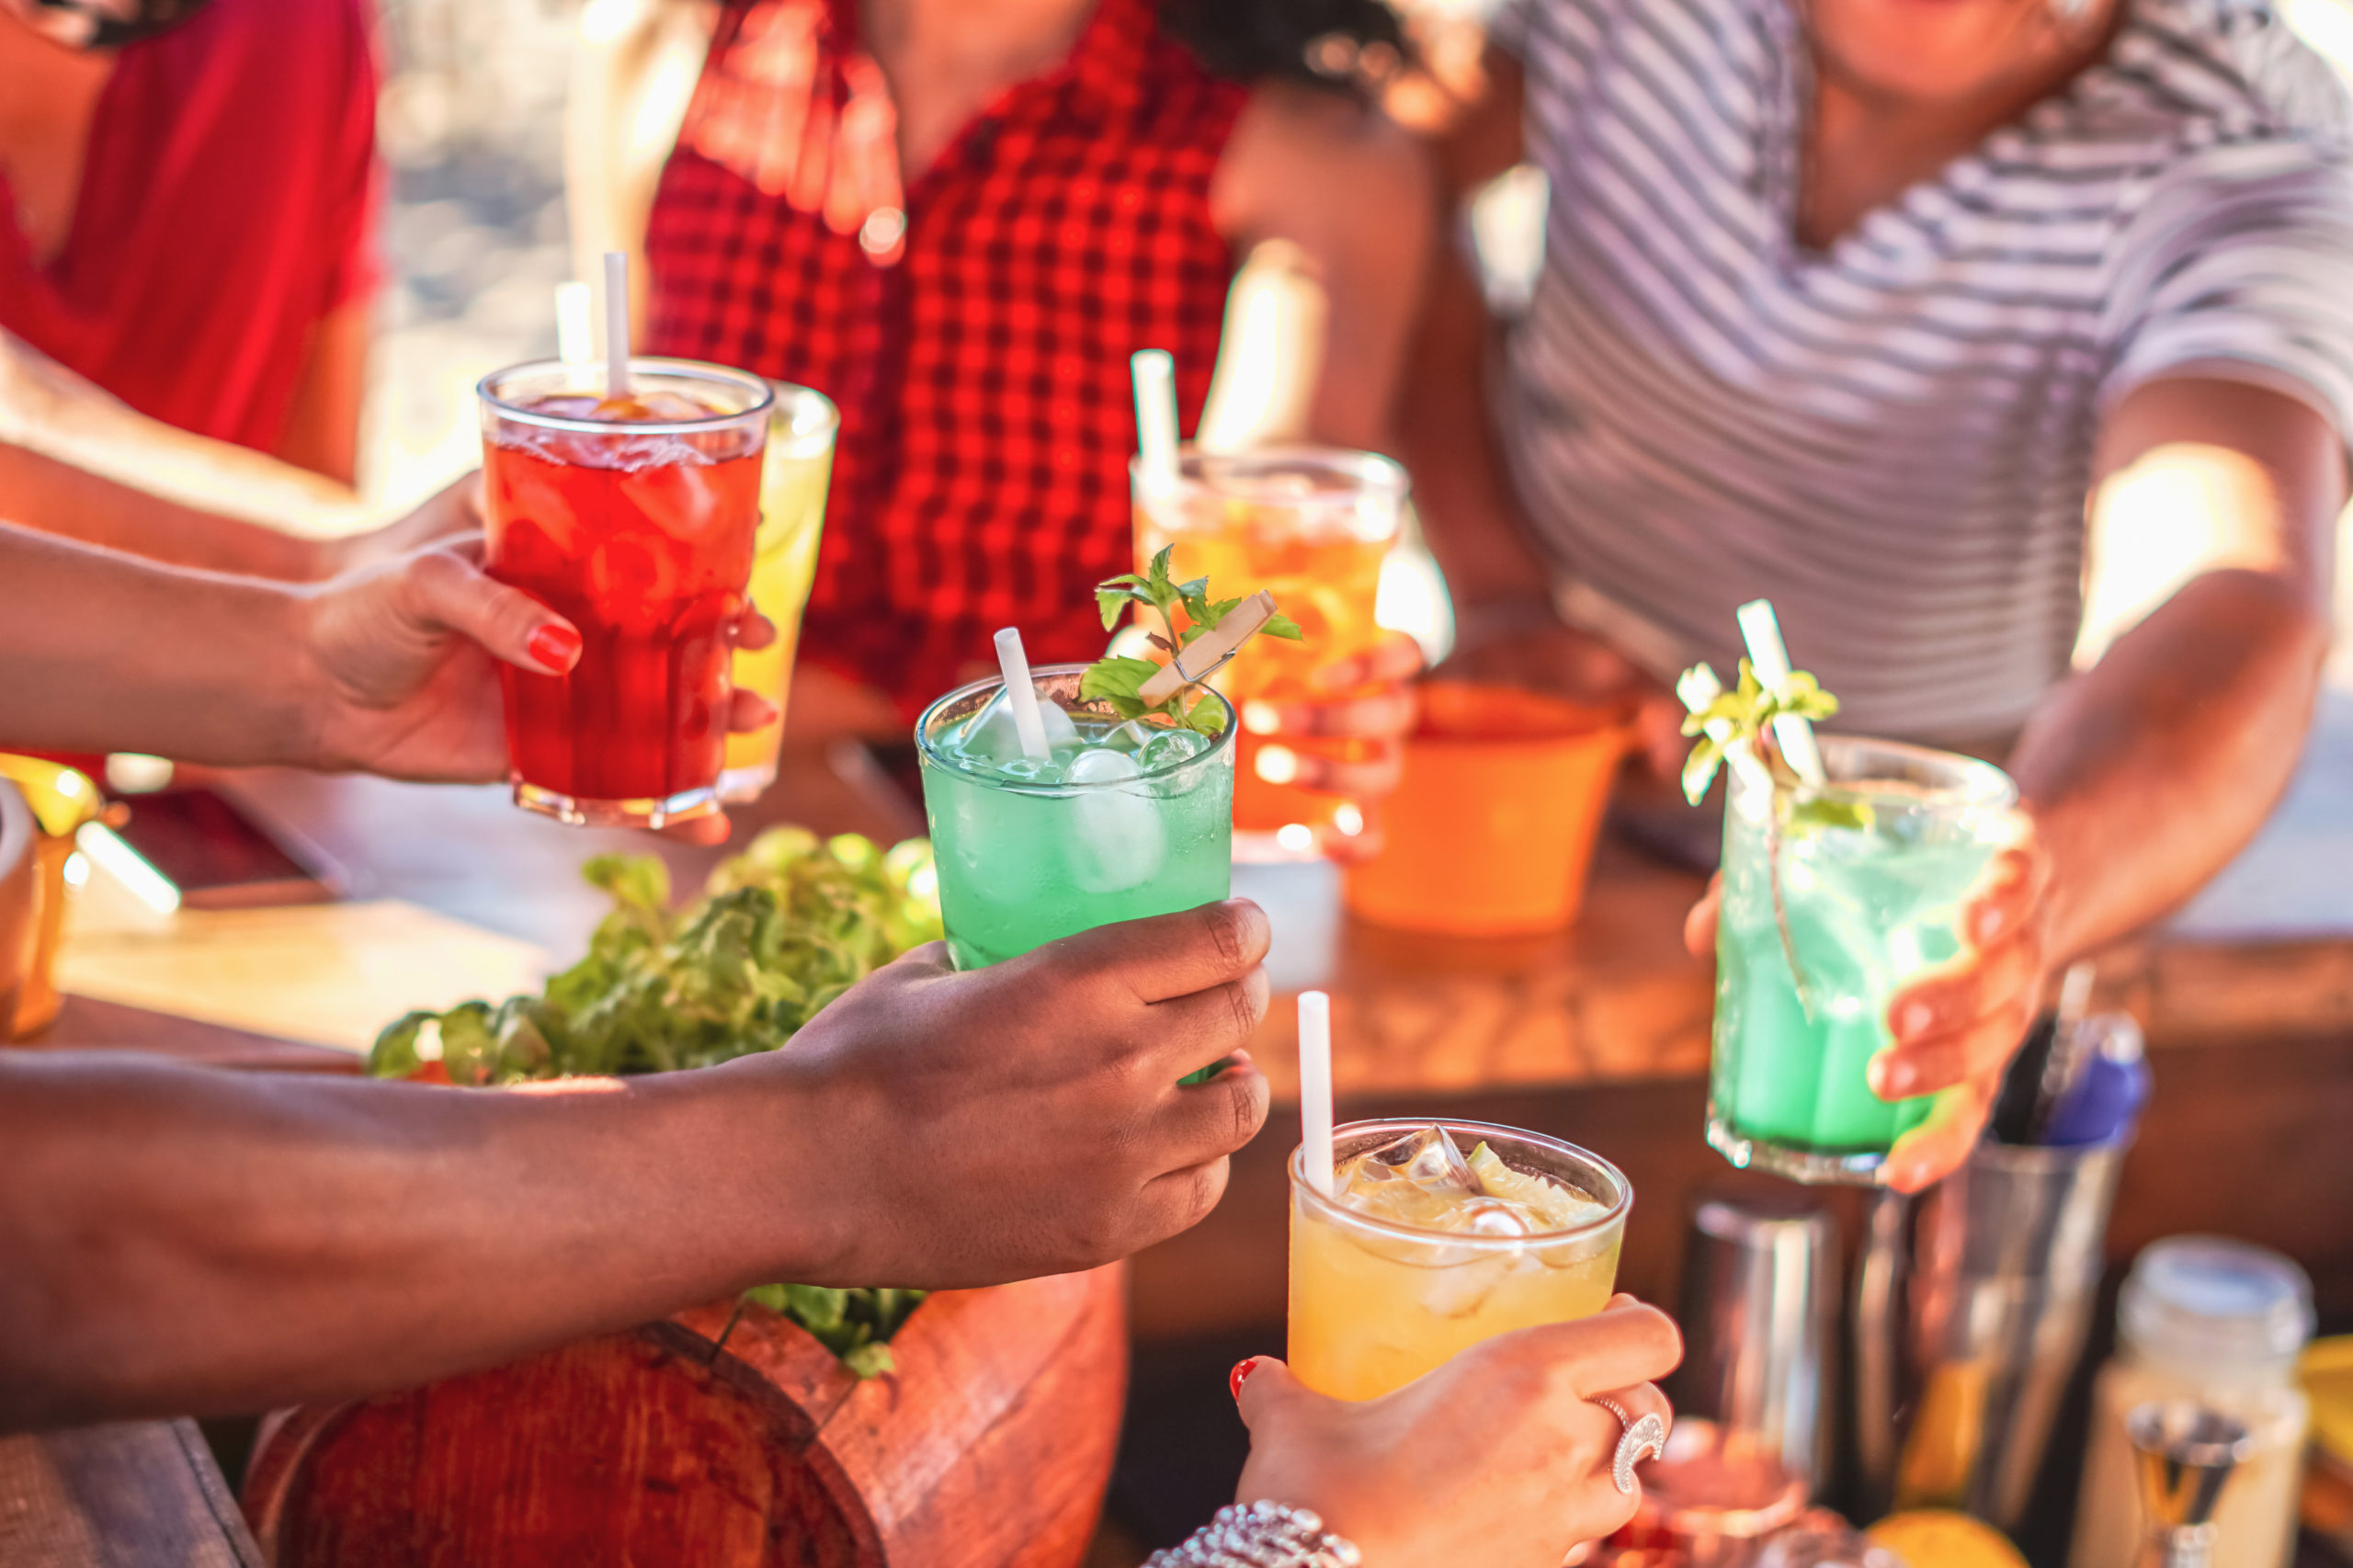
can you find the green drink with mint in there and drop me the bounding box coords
[916,550,1296,971]
[1683,660,2019,1184]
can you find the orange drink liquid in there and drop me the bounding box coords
[1132,448,1404,861]
[1289,1120,1631,1401]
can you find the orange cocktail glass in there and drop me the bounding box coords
[1131,447,1405,860]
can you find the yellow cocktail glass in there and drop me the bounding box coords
[1132,447,1405,860]
[1288,1119,1631,1402]
[0,754,106,1040]
[719,383,839,804]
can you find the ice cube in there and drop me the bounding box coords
[1065,746,1142,785]
[1138,728,1211,773]
[996,755,1064,784]
[1462,1199,1532,1239]
[1463,1142,1610,1233]
[1416,1253,1525,1319]
[1364,1125,1480,1192]
[1101,720,1157,754]
[957,687,1080,767]
[1068,762,1166,892]
[591,390,714,422]
[1336,1127,1484,1229]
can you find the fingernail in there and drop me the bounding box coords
[1230,1358,1259,1402]
[1241,700,1282,736]
[1870,1054,1915,1098]
[1975,906,2006,943]
[1896,1001,1934,1041]
[528,623,582,673]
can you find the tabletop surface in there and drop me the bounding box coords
[33,693,2353,1086]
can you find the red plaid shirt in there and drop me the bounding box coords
[645,0,1246,713]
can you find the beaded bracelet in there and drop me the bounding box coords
[1142,1501,1364,1568]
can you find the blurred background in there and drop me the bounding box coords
[366,0,2353,689]
[363,0,575,517]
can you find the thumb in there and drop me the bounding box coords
[1233,1355,1313,1431]
[1683,873,1722,958]
[401,549,580,676]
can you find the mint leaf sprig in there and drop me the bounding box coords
[1677,659,1840,807]
[1677,658,1854,1022]
[1081,546,1302,737]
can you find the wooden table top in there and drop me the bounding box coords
[29,700,2353,1082]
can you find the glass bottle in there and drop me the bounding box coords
[2069,1237,2313,1568]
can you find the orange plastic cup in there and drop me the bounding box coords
[1344,682,1629,936]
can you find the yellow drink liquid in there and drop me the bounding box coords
[721,388,837,801]
[1287,1123,1629,1402]
[1132,449,1404,856]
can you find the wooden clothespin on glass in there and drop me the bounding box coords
[1136,590,1281,707]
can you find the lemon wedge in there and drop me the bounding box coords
[1866,1511,2028,1568]
[1466,1142,1606,1232]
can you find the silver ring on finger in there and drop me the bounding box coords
[1588,1395,1668,1494]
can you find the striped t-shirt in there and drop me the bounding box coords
[1493,0,2353,744]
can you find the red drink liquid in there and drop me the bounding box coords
[480,371,768,822]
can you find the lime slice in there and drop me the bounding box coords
[1466,1142,1605,1232]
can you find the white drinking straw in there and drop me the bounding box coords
[602,251,633,400]
[992,627,1051,760]
[1131,348,1179,495]
[1298,990,1335,1199]
[555,282,596,366]
[1735,598,1825,786]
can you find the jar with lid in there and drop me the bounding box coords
[2068,1236,2313,1568]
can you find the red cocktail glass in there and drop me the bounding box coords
[478,358,773,827]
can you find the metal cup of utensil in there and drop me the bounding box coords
[1674,1189,1841,1495]
[1850,1131,2131,1525]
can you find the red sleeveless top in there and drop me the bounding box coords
[645,0,1247,712]
[0,0,378,457]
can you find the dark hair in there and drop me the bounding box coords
[1158,0,1413,94]
[30,0,215,47]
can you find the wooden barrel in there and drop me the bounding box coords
[243,1264,1127,1568]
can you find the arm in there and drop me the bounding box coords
[1394,48,1552,611]
[1867,376,2338,1188]
[2019,376,2337,957]
[1193,88,1436,827]
[0,437,324,576]
[0,903,1274,1430]
[270,297,370,487]
[0,524,566,777]
[1209,81,1438,451]
[0,328,365,576]
[566,0,715,329]
[1392,51,1685,764]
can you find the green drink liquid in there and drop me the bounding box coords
[916,665,1234,971]
[1707,737,2015,1184]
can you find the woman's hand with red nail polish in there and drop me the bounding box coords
[295,541,772,795]
[1232,1302,1683,1566]
[526,622,582,675]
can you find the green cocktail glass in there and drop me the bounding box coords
[915,665,1235,971]
[1707,734,2018,1185]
